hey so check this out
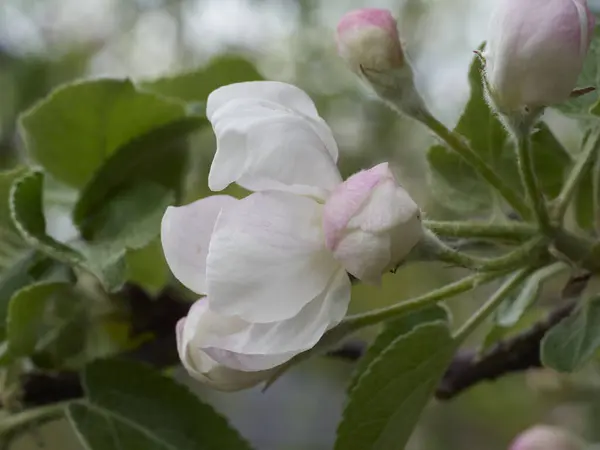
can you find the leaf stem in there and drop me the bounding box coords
[423,220,536,241]
[553,128,600,222]
[415,231,547,272]
[418,112,531,220]
[342,271,508,331]
[453,268,532,344]
[513,125,553,234]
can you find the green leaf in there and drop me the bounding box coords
[455,48,505,165]
[348,304,449,392]
[20,79,187,189]
[141,55,262,104]
[0,167,30,270]
[574,130,600,230]
[68,359,253,450]
[427,51,571,215]
[10,171,125,292]
[335,322,456,450]
[10,171,83,265]
[427,145,493,215]
[495,262,568,327]
[126,239,169,295]
[5,281,77,359]
[558,27,600,117]
[72,117,204,239]
[541,294,600,372]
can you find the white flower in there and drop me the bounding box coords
[485,0,595,113]
[509,425,585,450]
[161,81,422,389]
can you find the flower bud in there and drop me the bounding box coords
[485,0,595,114]
[323,163,422,284]
[336,8,404,74]
[509,426,585,450]
[336,9,427,119]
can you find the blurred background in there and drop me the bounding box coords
[4,0,600,449]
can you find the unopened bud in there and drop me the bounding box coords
[336,9,427,119]
[509,425,585,450]
[323,162,423,284]
[485,0,595,114]
[336,8,404,73]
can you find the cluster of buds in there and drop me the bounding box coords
[336,1,595,118]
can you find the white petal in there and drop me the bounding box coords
[176,302,273,391]
[334,232,391,284]
[207,83,341,197]
[205,268,351,371]
[161,195,237,295]
[206,191,341,323]
[207,81,321,121]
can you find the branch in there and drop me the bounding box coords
[12,274,589,408]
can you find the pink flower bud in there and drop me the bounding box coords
[510,426,585,450]
[323,163,422,284]
[336,8,404,74]
[485,0,595,113]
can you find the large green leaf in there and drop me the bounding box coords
[348,304,449,392]
[68,359,253,450]
[140,55,262,104]
[541,294,600,372]
[557,27,600,118]
[19,79,187,189]
[72,117,204,239]
[335,322,455,450]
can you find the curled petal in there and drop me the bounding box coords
[206,82,341,197]
[176,303,274,391]
[205,268,351,371]
[161,195,237,295]
[207,190,342,323]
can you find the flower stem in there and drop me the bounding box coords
[418,112,531,220]
[553,128,600,222]
[453,268,532,344]
[342,271,508,331]
[415,231,547,272]
[513,126,553,234]
[423,220,536,241]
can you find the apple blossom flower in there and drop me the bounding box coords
[509,425,585,450]
[484,0,595,114]
[161,81,422,388]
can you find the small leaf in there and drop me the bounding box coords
[335,322,455,450]
[68,359,253,450]
[495,262,569,328]
[126,239,169,295]
[5,281,75,359]
[559,27,600,117]
[427,145,492,215]
[10,171,83,265]
[10,171,125,292]
[19,79,187,189]
[0,167,30,270]
[348,304,449,392]
[141,55,262,104]
[541,294,600,372]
